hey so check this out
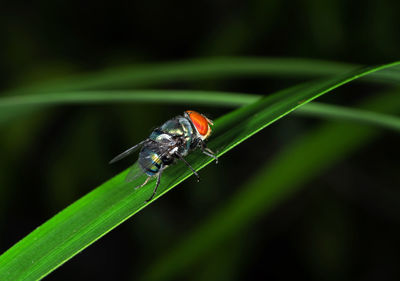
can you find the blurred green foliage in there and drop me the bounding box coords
[1,0,400,280]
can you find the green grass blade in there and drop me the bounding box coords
[0,62,399,280]
[1,56,399,129]
[6,56,400,96]
[142,89,400,281]
[1,91,400,133]
[296,101,400,131]
[6,57,359,94]
[0,90,259,108]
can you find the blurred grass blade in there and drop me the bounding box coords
[296,102,400,131]
[0,62,399,280]
[143,89,400,281]
[0,90,259,108]
[5,57,400,96]
[2,57,399,128]
[5,58,360,94]
[1,91,400,133]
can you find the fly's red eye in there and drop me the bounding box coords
[186,110,210,136]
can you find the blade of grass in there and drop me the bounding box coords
[141,89,400,281]
[2,57,399,129]
[0,91,400,133]
[0,57,358,130]
[5,56,400,96]
[5,57,360,94]
[296,102,400,131]
[0,62,399,280]
[0,90,258,108]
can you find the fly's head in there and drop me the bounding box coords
[184,110,214,141]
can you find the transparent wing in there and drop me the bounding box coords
[109,140,147,164]
[125,161,147,183]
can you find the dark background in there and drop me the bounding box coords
[1,0,400,280]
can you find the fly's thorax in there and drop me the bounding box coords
[159,118,192,136]
[161,117,194,151]
[149,129,174,144]
[159,119,183,135]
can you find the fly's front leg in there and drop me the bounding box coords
[200,141,218,164]
[175,152,200,182]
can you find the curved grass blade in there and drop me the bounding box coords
[5,57,359,94]
[0,90,259,108]
[5,57,400,96]
[1,56,399,129]
[0,62,399,280]
[297,102,400,131]
[1,91,400,133]
[141,90,400,281]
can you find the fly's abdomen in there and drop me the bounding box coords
[139,147,162,176]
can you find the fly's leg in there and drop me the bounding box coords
[145,166,164,203]
[175,152,200,182]
[200,142,218,164]
[135,176,151,189]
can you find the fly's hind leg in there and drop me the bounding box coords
[145,166,164,203]
[200,142,218,164]
[135,176,151,190]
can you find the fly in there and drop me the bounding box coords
[109,110,218,202]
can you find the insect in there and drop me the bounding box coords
[109,110,218,202]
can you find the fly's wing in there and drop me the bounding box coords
[125,141,173,183]
[125,161,147,183]
[109,140,148,164]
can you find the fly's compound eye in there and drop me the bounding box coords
[185,110,213,138]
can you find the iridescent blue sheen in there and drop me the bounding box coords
[139,146,162,176]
